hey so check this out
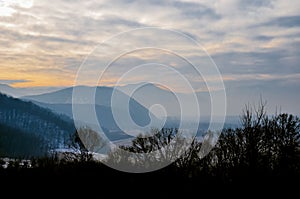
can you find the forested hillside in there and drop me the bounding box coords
[0,93,75,157]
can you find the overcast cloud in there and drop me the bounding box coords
[0,0,299,114]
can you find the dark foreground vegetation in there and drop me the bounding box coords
[0,103,299,194]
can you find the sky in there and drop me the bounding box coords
[0,0,299,114]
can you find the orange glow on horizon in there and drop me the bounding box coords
[0,70,75,88]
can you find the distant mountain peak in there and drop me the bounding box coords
[0,83,12,88]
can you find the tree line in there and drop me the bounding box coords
[1,101,299,189]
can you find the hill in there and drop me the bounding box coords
[0,93,75,157]
[22,86,162,137]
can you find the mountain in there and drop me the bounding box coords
[33,102,136,141]
[0,93,75,157]
[0,84,64,98]
[22,86,162,137]
[0,123,45,158]
[0,84,23,98]
[117,83,240,123]
[23,85,156,108]
[22,84,215,119]
[22,84,238,136]
[22,87,75,104]
[116,83,181,118]
[117,82,214,119]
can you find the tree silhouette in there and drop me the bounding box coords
[204,100,300,182]
[1,98,299,189]
[105,128,193,170]
[63,127,108,162]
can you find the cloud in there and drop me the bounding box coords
[254,35,274,41]
[0,0,299,114]
[172,1,220,20]
[0,0,33,16]
[222,73,300,82]
[238,0,273,9]
[0,79,31,85]
[263,15,300,28]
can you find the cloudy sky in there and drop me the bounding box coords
[0,0,299,114]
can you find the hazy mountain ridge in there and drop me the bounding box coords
[22,84,210,118]
[22,83,239,124]
[0,84,64,98]
[22,86,161,133]
[21,86,239,138]
[117,82,212,118]
[33,102,133,141]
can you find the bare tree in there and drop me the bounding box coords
[76,127,108,154]
[105,128,193,169]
